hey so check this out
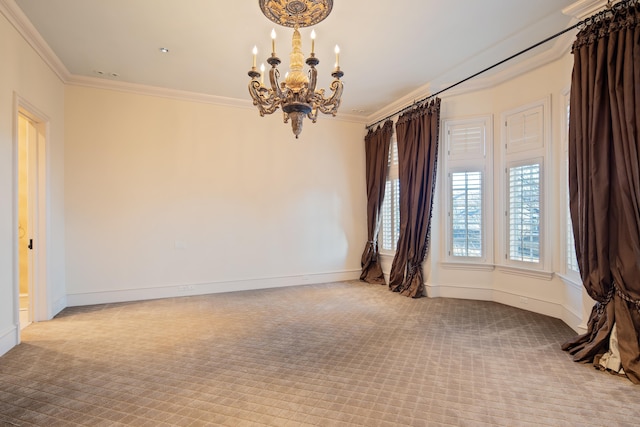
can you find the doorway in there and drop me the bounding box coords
[17,109,45,330]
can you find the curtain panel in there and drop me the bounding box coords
[360,120,393,284]
[562,0,640,383]
[389,99,441,298]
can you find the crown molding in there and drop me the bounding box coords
[364,82,432,127]
[434,28,575,98]
[562,0,610,20]
[67,74,256,109]
[365,21,576,126]
[0,0,70,82]
[67,74,366,123]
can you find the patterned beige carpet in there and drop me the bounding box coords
[1,281,639,426]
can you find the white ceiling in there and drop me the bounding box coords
[11,0,578,121]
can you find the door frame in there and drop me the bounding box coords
[13,94,49,340]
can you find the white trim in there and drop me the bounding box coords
[557,273,583,291]
[0,325,18,357]
[66,270,361,307]
[365,26,575,126]
[426,281,586,334]
[67,75,367,124]
[496,266,554,281]
[365,83,432,127]
[425,282,493,300]
[436,32,575,100]
[439,262,495,272]
[0,0,70,82]
[441,115,494,265]
[561,305,586,334]
[52,295,66,318]
[563,0,610,20]
[14,94,52,323]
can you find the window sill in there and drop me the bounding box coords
[440,262,495,272]
[557,273,583,291]
[496,265,554,281]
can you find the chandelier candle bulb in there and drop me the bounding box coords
[260,63,265,85]
[271,29,277,55]
[252,46,257,68]
[310,30,316,55]
[334,45,340,68]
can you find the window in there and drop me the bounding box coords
[451,171,482,257]
[380,132,399,252]
[563,92,580,274]
[443,116,492,263]
[502,98,549,269]
[508,162,541,263]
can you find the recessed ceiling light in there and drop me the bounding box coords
[159,47,169,53]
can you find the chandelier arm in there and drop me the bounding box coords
[248,79,281,116]
[307,62,318,94]
[311,78,343,116]
[269,67,284,98]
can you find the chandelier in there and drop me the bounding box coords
[248,0,344,138]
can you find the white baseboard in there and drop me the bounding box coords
[52,295,67,318]
[425,282,493,300]
[66,270,361,307]
[0,325,18,357]
[426,282,586,334]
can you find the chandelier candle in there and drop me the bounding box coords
[249,0,343,138]
[310,30,316,55]
[271,29,277,55]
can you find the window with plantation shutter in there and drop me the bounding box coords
[502,97,549,270]
[448,123,485,160]
[380,132,400,252]
[443,116,492,263]
[450,171,483,257]
[564,96,580,274]
[508,163,541,263]
[506,105,543,153]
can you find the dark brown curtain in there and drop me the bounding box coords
[388,99,441,298]
[562,0,640,384]
[360,120,393,284]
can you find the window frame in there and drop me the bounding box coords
[561,88,581,282]
[379,127,400,255]
[441,115,493,266]
[500,97,551,273]
[505,158,544,267]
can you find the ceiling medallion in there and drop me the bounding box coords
[249,0,343,138]
[259,0,333,28]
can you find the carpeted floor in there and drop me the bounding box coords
[1,281,639,426]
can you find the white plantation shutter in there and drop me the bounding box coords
[448,123,485,160]
[443,116,491,263]
[380,135,400,252]
[564,99,579,273]
[506,105,544,153]
[508,163,541,263]
[450,171,483,257]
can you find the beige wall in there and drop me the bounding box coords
[0,9,66,354]
[64,86,367,303]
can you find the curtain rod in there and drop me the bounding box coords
[365,0,631,130]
